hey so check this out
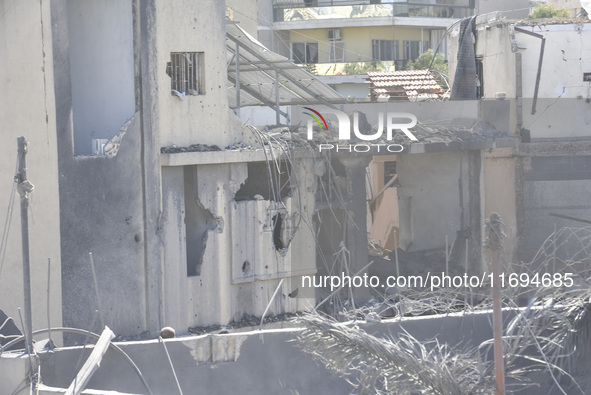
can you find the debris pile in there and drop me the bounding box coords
[161,118,515,155]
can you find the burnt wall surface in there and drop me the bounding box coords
[51,0,150,337]
[57,117,147,338]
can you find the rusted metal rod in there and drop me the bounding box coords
[485,212,506,395]
[16,137,34,356]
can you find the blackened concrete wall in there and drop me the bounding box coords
[51,0,150,337]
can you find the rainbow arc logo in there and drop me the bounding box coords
[303,107,328,132]
[302,106,418,142]
[301,105,418,153]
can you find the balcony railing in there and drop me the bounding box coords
[273,1,473,22]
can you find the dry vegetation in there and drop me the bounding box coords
[296,227,591,394]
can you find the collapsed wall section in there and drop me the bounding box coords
[58,114,147,338]
[160,157,317,330]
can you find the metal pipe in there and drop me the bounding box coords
[16,137,33,356]
[552,223,557,274]
[89,252,105,329]
[514,27,546,115]
[160,337,184,395]
[235,41,241,118]
[394,229,399,278]
[549,212,591,225]
[409,196,413,243]
[515,52,523,133]
[485,213,506,395]
[491,247,505,395]
[531,36,546,115]
[459,150,464,229]
[260,278,284,330]
[445,235,449,274]
[47,258,53,346]
[275,69,281,125]
[18,307,35,379]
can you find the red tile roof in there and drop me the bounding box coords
[366,70,445,102]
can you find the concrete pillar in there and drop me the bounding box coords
[340,156,372,299]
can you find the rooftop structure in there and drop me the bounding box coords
[367,69,447,101]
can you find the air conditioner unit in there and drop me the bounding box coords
[328,29,342,41]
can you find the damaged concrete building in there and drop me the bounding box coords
[290,101,518,284]
[1,1,526,340]
[448,13,591,261]
[0,0,343,343]
[3,0,591,393]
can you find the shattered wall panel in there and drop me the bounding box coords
[160,157,317,329]
[231,198,314,284]
[231,199,273,283]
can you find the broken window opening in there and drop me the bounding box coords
[383,161,398,186]
[168,52,204,96]
[368,159,400,255]
[272,213,286,251]
[184,166,216,276]
[67,0,135,156]
[476,56,484,98]
[235,161,292,202]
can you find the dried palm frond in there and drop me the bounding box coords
[295,313,496,395]
[497,286,591,394]
[298,218,591,393]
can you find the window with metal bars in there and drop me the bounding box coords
[167,52,204,96]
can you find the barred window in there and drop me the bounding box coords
[167,52,204,96]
